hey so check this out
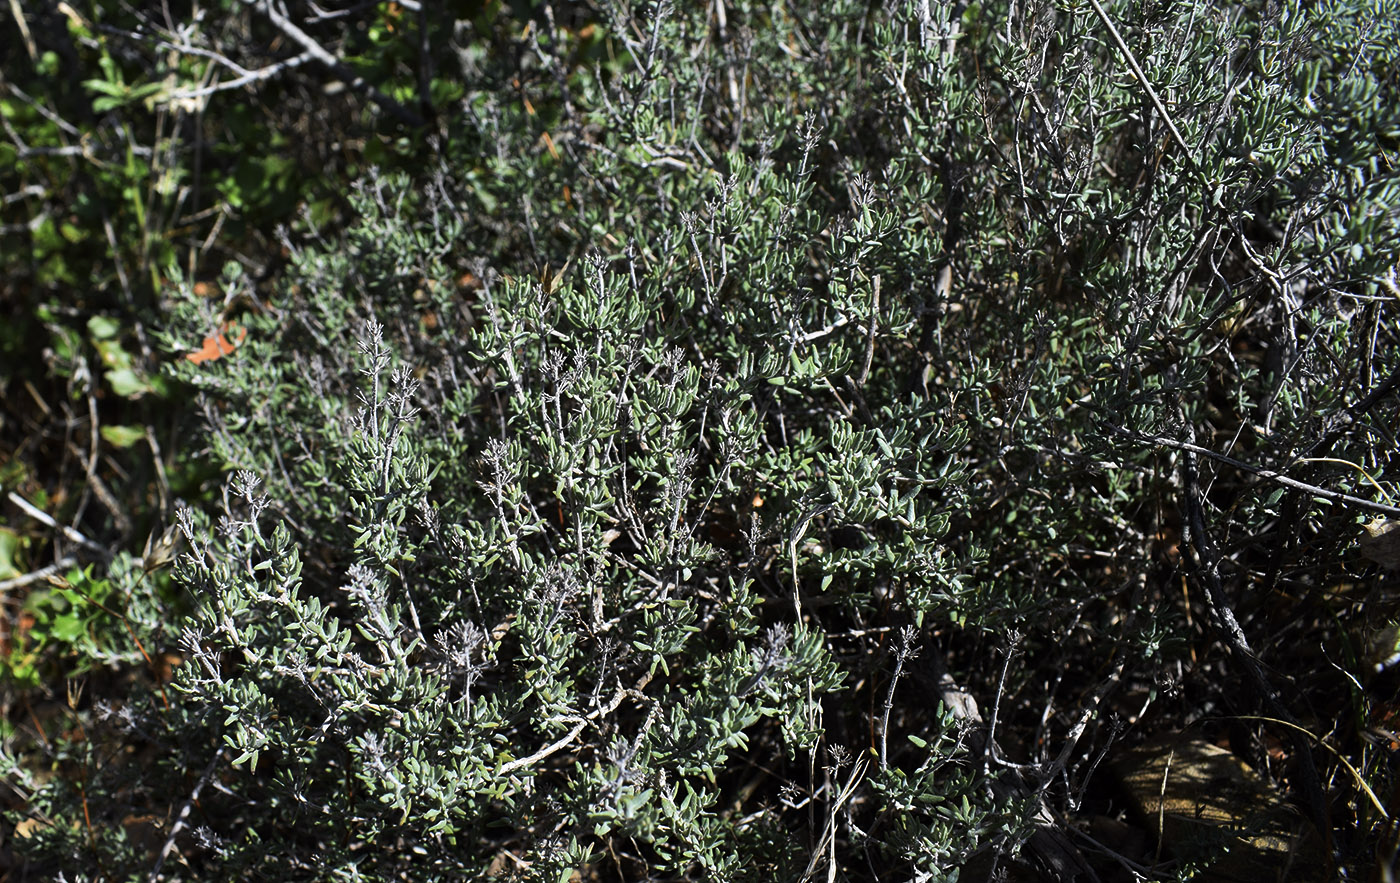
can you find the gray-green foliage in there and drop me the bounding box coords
[8,0,1398,879]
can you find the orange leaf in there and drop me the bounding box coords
[185,322,247,365]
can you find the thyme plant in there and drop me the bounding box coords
[6,0,1398,879]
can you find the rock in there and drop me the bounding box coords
[1111,738,1325,882]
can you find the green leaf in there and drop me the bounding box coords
[105,367,151,398]
[0,529,23,581]
[82,78,126,98]
[100,424,146,448]
[87,316,121,340]
[50,613,85,644]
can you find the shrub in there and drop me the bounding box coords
[5,0,1398,879]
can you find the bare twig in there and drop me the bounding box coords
[912,653,1101,881]
[1083,0,1199,173]
[789,501,835,622]
[7,0,37,61]
[498,717,591,776]
[0,557,79,593]
[499,672,650,775]
[1,81,82,137]
[241,0,424,127]
[5,491,108,557]
[1178,452,1331,842]
[879,626,918,771]
[157,52,316,105]
[1070,825,1168,877]
[146,425,172,519]
[1101,419,1400,518]
[3,184,46,206]
[65,439,133,536]
[801,314,853,342]
[798,756,867,883]
[982,630,1021,775]
[148,746,227,882]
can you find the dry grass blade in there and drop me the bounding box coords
[1233,715,1388,819]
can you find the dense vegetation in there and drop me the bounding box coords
[2,0,1398,879]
